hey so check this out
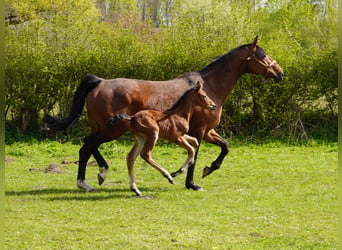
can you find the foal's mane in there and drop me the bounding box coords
[199,43,266,76]
[166,86,198,112]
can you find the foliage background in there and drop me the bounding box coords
[5,0,338,142]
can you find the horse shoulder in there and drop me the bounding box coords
[190,107,222,132]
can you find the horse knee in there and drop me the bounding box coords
[140,151,151,162]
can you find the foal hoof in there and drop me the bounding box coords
[168,177,174,184]
[202,166,211,178]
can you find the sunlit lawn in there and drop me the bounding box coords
[5,139,338,249]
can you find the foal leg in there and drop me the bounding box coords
[202,129,229,178]
[171,135,198,177]
[140,134,174,184]
[127,136,145,196]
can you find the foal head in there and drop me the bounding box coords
[242,36,284,82]
[192,81,217,111]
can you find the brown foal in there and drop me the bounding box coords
[104,81,216,196]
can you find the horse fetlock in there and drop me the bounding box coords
[171,171,179,178]
[97,167,108,185]
[202,162,220,178]
[211,161,221,170]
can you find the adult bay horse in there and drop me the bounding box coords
[44,36,284,192]
[97,81,216,196]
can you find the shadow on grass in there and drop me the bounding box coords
[5,187,165,200]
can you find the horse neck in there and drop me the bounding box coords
[165,93,196,121]
[200,53,246,106]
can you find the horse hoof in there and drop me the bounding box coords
[186,182,203,191]
[98,174,105,185]
[77,180,96,192]
[87,188,97,192]
[202,166,211,178]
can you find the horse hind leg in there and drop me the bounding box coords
[171,134,198,178]
[77,144,96,192]
[83,133,111,186]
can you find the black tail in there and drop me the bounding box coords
[43,74,101,131]
[106,114,131,128]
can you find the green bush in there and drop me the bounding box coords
[5,0,337,141]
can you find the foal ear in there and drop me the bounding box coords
[195,81,202,91]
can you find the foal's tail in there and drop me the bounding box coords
[106,114,131,128]
[43,74,101,131]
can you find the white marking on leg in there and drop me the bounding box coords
[98,166,108,185]
[77,180,96,192]
[127,136,145,196]
[172,135,198,177]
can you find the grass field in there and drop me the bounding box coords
[5,139,338,249]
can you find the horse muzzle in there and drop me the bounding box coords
[209,104,217,111]
[275,72,285,82]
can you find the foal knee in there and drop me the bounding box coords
[140,151,151,162]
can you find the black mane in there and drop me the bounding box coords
[199,43,266,76]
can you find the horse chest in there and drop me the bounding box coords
[190,107,221,130]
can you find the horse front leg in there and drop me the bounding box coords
[202,129,229,178]
[184,131,204,191]
[185,148,203,190]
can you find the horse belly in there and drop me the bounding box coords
[86,84,132,131]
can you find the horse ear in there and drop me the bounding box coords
[195,81,202,91]
[251,36,258,49]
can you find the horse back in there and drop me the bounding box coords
[86,77,194,132]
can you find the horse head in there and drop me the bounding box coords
[244,36,284,82]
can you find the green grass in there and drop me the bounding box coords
[5,139,338,249]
